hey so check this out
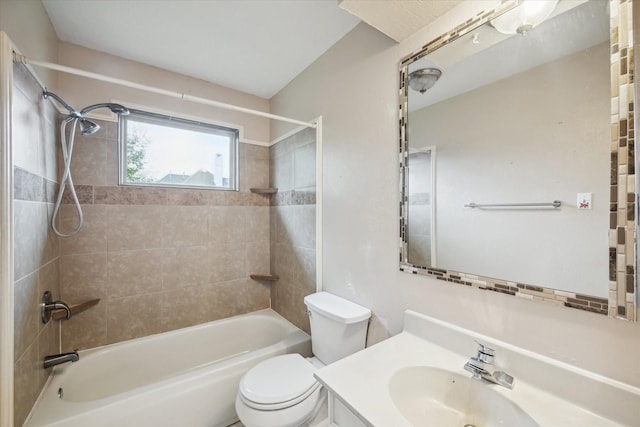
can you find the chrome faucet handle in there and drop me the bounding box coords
[41,291,71,323]
[474,340,495,364]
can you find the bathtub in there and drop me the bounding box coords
[24,309,311,427]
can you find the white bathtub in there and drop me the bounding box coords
[24,309,311,427]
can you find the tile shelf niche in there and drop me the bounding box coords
[52,298,101,321]
[249,188,278,194]
[249,274,280,282]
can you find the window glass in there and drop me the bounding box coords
[120,110,238,190]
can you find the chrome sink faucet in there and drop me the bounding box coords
[464,341,514,389]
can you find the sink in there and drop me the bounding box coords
[388,366,539,427]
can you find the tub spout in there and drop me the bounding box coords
[44,351,79,369]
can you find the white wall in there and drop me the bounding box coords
[0,0,58,89]
[270,3,640,387]
[57,42,270,144]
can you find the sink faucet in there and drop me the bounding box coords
[464,341,514,389]
[43,351,79,369]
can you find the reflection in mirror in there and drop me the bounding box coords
[399,0,637,320]
[407,147,436,267]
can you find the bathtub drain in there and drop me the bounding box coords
[57,387,63,399]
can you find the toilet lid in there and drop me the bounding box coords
[239,354,318,406]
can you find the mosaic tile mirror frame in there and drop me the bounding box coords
[398,0,637,321]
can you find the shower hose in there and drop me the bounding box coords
[51,117,84,237]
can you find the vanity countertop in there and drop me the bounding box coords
[314,311,640,427]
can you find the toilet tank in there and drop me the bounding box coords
[304,292,371,365]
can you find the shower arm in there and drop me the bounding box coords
[43,90,79,116]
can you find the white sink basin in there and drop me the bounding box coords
[388,366,539,427]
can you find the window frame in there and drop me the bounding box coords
[118,108,239,191]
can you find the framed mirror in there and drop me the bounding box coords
[399,0,637,321]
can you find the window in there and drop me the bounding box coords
[119,109,239,190]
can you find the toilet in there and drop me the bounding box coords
[235,292,371,427]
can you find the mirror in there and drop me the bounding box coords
[399,0,637,320]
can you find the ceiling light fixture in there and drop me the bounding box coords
[408,67,442,94]
[491,0,559,35]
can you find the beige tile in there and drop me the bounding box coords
[12,85,43,176]
[167,188,213,206]
[230,278,270,314]
[105,137,119,185]
[107,249,164,298]
[240,143,270,192]
[37,259,60,334]
[62,302,107,352]
[14,272,39,361]
[162,206,208,248]
[209,243,247,283]
[294,246,316,293]
[59,204,107,255]
[106,293,164,344]
[292,205,316,250]
[38,321,60,386]
[206,279,269,320]
[60,253,108,301]
[95,186,167,205]
[69,136,107,185]
[245,207,270,243]
[14,201,49,280]
[246,239,270,276]
[293,141,316,189]
[161,286,212,331]
[273,243,297,283]
[14,340,39,427]
[106,205,163,251]
[207,206,246,244]
[162,246,209,290]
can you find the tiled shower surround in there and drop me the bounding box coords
[12,63,61,426]
[56,118,272,351]
[270,127,317,333]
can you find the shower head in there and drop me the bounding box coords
[79,119,100,135]
[80,103,130,116]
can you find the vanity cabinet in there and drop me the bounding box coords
[327,390,369,427]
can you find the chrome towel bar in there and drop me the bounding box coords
[464,200,561,209]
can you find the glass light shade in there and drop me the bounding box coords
[491,0,559,35]
[408,68,442,94]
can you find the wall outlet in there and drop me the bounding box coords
[577,193,592,209]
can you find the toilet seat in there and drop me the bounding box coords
[239,354,320,410]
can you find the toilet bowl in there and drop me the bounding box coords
[235,354,326,427]
[235,292,371,427]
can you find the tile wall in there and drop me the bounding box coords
[12,63,60,426]
[269,127,316,333]
[57,118,271,351]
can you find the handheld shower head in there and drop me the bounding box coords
[80,103,130,116]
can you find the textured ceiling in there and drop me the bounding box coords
[339,0,462,42]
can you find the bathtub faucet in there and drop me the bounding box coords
[43,351,79,369]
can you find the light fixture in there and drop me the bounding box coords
[408,68,442,94]
[490,0,559,35]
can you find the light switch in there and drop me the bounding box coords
[577,193,592,209]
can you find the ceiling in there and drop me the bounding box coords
[41,0,461,99]
[338,0,462,42]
